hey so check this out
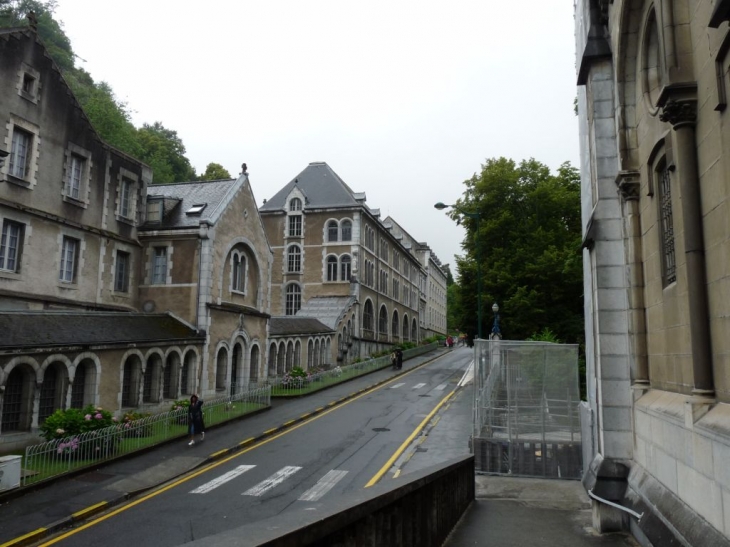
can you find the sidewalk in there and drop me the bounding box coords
[0,347,639,547]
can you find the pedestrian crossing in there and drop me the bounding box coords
[189,380,448,500]
[190,464,350,502]
[388,382,446,391]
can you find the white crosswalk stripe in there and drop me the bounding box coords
[243,466,302,497]
[390,383,406,389]
[435,383,447,391]
[412,383,426,389]
[298,469,348,502]
[190,465,256,494]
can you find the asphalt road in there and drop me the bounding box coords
[38,347,474,547]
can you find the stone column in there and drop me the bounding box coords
[616,171,649,390]
[659,96,715,400]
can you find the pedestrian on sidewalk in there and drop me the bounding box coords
[187,394,205,446]
[396,348,403,370]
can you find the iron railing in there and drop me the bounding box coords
[265,343,437,391]
[23,386,271,486]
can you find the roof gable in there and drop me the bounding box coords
[259,162,364,211]
[141,177,240,230]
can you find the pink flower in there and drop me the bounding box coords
[84,414,92,421]
[112,417,118,422]
[94,413,103,419]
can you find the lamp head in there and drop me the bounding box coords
[434,202,449,210]
[492,303,499,313]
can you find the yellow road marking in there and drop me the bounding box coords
[71,501,108,520]
[364,389,456,488]
[0,527,47,547]
[37,352,450,546]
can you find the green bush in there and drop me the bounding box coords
[40,405,115,441]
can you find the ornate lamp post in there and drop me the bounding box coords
[491,302,501,339]
[434,202,483,339]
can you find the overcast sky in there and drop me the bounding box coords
[53,0,579,270]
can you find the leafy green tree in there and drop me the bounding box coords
[81,82,142,157]
[136,122,196,183]
[199,162,231,181]
[0,0,74,71]
[447,157,583,347]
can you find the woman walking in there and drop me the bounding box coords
[188,394,205,446]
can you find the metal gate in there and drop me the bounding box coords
[472,339,582,479]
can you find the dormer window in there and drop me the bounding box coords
[146,200,162,223]
[186,203,207,215]
[290,198,302,211]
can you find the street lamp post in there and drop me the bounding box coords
[491,302,501,338]
[434,202,483,339]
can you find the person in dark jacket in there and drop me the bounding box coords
[188,394,205,446]
[396,348,403,370]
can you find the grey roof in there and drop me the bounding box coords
[269,316,333,336]
[0,312,203,350]
[297,296,356,330]
[259,163,363,211]
[141,178,238,230]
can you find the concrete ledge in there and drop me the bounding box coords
[626,463,730,547]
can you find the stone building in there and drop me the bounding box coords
[576,1,730,544]
[383,217,447,339]
[258,162,423,363]
[138,176,273,397]
[0,26,271,451]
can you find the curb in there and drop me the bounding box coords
[0,349,448,547]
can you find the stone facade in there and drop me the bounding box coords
[0,28,271,451]
[577,1,730,544]
[384,217,447,339]
[259,162,424,363]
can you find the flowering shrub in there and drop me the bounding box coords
[40,405,115,441]
[119,410,153,437]
[170,399,190,412]
[281,367,310,389]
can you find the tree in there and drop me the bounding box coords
[136,122,196,183]
[447,158,583,347]
[199,163,231,181]
[0,0,74,71]
[80,81,142,157]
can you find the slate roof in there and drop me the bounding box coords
[0,312,203,350]
[141,178,239,230]
[297,296,356,330]
[259,162,364,211]
[269,316,333,336]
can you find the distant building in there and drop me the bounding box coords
[383,217,447,339]
[576,1,730,544]
[258,162,424,363]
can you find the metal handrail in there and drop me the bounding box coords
[587,489,644,521]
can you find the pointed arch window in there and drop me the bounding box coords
[286,284,301,315]
[327,220,339,242]
[287,245,301,273]
[379,306,388,335]
[340,255,351,281]
[327,255,338,281]
[232,252,246,292]
[363,300,374,332]
[341,220,352,241]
